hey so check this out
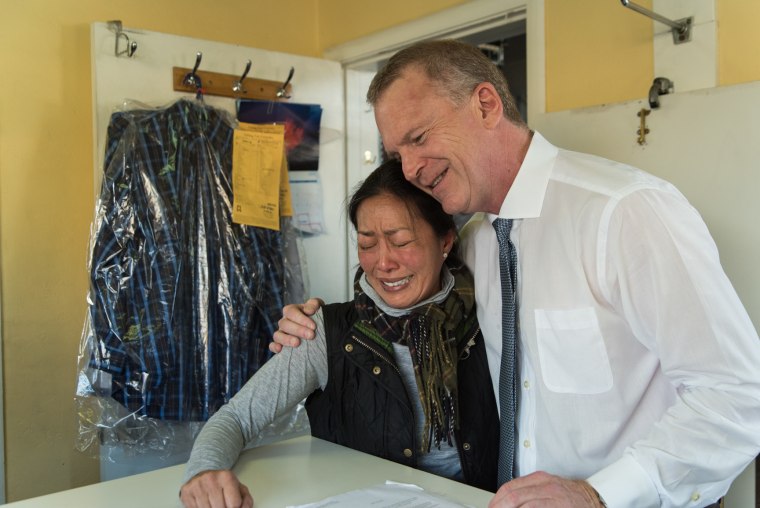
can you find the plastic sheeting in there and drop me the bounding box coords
[76,99,309,458]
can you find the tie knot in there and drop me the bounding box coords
[493,218,513,244]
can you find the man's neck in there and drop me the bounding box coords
[488,126,534,215]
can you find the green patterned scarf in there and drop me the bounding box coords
[353,264,479,451]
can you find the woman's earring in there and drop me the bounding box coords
[443,252,448,259]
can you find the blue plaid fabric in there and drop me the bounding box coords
[88,99,286,421]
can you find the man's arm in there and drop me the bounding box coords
[485,187,760,508]
[270,298,324,353]
[589,188,760,507]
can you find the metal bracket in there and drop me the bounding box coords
[636,108,651,145]
[669,16,693,44]
[621,1,693,45]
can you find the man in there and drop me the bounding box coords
[273,40,760,507]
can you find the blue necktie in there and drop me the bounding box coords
[494,218,518,485]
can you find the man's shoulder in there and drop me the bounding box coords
[552,148,671,196]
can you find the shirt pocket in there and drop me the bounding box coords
[534,307,613,394]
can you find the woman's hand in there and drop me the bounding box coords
[180,469,253,508]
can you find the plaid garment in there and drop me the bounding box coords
[88,99,286,421]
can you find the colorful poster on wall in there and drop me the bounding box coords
[237,100,323,172]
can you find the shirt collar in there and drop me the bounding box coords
[359,266,455,318]
[488,131,557,223]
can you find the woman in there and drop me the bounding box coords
[180,160,498,508]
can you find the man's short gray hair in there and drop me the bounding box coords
[367,39,524,124]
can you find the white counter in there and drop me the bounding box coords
[5,435,493,507]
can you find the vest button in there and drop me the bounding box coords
[403,448,413,458]
[344,344,353,352]
[372,366,381,375]
[462,442,471,451]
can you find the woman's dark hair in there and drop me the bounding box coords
[348,159,460,263]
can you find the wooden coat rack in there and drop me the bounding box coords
[172,53,293,100]
[172,68,292,100]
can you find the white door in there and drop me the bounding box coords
[345,68,380,295]
[532,82,759,508]
[91,22,349,304]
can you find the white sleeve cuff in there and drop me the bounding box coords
[587,455,660,508]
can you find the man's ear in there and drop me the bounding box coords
[473,82,503,128]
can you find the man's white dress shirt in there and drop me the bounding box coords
[461,133,760,508]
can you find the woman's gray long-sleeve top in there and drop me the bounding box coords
[182,270,460,484]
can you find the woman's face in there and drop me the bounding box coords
[356,193,453,309]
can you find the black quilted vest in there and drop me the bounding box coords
[305,301,499,492]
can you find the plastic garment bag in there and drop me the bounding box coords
[76,99,308,457]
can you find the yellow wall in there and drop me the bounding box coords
[545,0,760,112]
[718,0,760,86]
[317,0,466,50]
[545,0,654,111]
[2,0,760,503]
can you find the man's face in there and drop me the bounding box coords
[374,67,489,215]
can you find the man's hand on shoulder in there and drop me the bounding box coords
[488,471,606,508]
[269,298,325,353]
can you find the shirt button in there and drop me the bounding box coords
[462,442,471,451]
[523,440,531,448]
[690,493,700,502]
[372,366,381,375]
[344,344,353,352]
[523,380,530,389]
[403,448,413,458]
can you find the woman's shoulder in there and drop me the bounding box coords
[320,302,357,337]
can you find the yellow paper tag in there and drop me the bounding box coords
[232,126,283,231]
[237,122,293,217]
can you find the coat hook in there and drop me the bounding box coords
[232,60,252,94]
[108,20,138,58]
[115,32,138,57]
[648,77,674,109]
[183,52,203,89]
[276,67,294,98]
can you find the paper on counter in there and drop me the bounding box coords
[286,480,475,508]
